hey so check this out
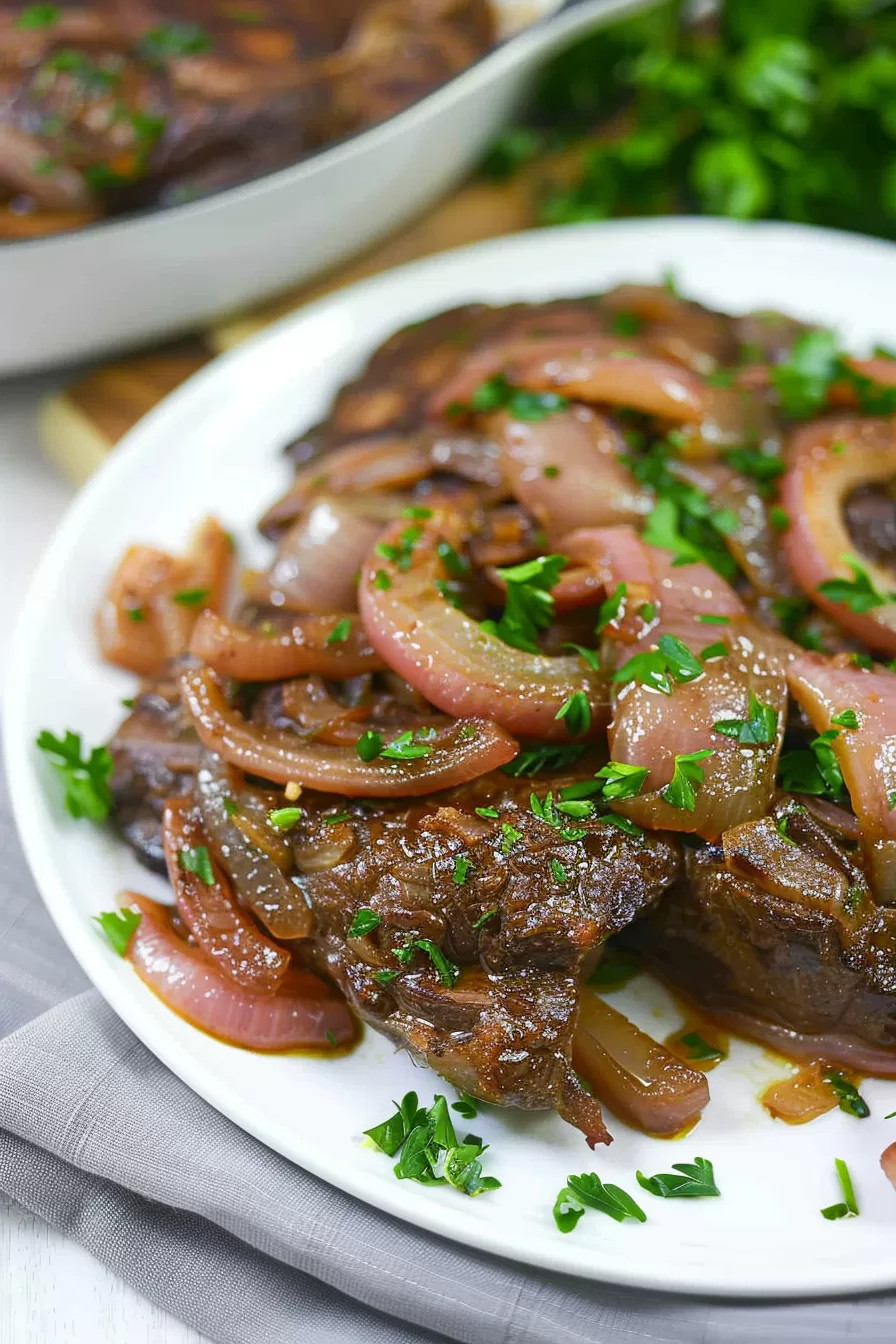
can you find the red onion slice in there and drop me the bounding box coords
[189,610,383,681]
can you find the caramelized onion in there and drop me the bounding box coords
[258,436,430,535]
[161,798,291,993]
[124,893,355,1049]
[573,990,710,1136]
[189,609,383,680]
[97,517,232,676]
[787,653,896,903]
[881,1141,896,1191]
[181,664,516,795]
[358,510,609,738]
[781,417,896,654]
[486,406,650,537]
[196,754,314,939]
[252,495,384,613]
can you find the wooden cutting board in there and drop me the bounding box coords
[40,167,552,485]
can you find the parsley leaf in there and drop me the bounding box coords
[823,1070,870,1119]
[587,948,640,989]
[677,1030,726,1062]
[36,729,113,822]
[772,329,839,418]
[366,1092,499,1196]
[595,582,627,633]
[179,845,214,885]
[356,730,383,762]
[137,21,211,65]
[554,1173,647,1231]
[778,730,845,801]
[636,1157,720,1199]
[172,586,209,608]
[831,709,859,729]
[268,806,302,830]
[93,908,141,957]
[662,750,714,811]
[594,761,649,801]
[16,3,60,27]
[482,554,567,653]
[554,690,592,737]
[461,372,569,421]
[326,617,352,645]
[501,743,586,777]
[818,554,893,613]
[381,729,432,761]
[821,1158,859,1220]
[713,693,778,745]
[348,909,380,939]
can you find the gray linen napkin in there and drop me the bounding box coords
[2,759,896,1344]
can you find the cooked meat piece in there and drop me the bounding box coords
[626,801,896,1073]
[291,774,681,1135]
[108,676,201,872]
[0,0,493,235]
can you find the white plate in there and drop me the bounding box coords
[7,218,896,1299]
[0,0,648,376]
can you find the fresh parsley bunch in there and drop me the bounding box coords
[485,0,896,240]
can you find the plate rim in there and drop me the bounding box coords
[8,216,896,1301]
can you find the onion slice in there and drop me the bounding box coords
[358,510,609,738]
[124,893,356,1050]
[181,664,516,795]
[161,799,291,993]
[573,990,710,1136]
[787,653,896,903]
[780,416,896,654]
[881,1141,896,1192]
[189,610,383,681]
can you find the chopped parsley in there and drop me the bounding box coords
[562,642,601,670]
[662,750,714,812]
[610,310,643,336]
[451,1093,479,1120]
[452,855,473,885]
[501,742,586,777]
[127,605,145,622]
[377,524,423,574]
[393,939,460,987]
[36,730,114,822]
[348,909,381,939]
[587,948,640,989]
[326,617,352,645]
[726,448,785,486]
[178,845,214,885]
[137,21,212,66]
[823,1071,870,1119]
[677,1030,726,1062]
[472,907,497,929]
[530,791,588,841]
[713,693,778,746]
[268,806,302,830]
[93,908,141,957]
[554,690,591,737]
[636,1156,720,1199]
[613,635,708,697]
[831,709,860,730]
[778,730,845,801]
[481,554,567,653]
[772,329,839,419]
[380,729,432,762]
[373,969,401,985]
[16,3,60,27]
[821,1158,859,1220]
[699,642,729,661]
[657,633,704,682]
[818,554,893,613]
[639,601,656,623]
[356,730,383,762]
[323,812,352,825]
[500,822,523,854]
[553,1173,646,1232]
[436,539,470,579]
[595,582,627,633]
[373,569,392,591]
[697,613,730,625]
[594,761,649,801]
[365,1091,499,1196]
[458,372,569,421]
[549,858,568,884]
[172,587,209,608]
[599,813,643,839]
[772,595,824,651]
[769,506,791,533]
[475,806,499,818]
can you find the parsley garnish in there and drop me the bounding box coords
[501,743,586,777]
[677,1030,726,1062]
[377,524,423,574]
[818,554,893,613]
[93,908,140,957]
[778,730,845,801]
[436,540,470,579]
[769,506,791,532]
[772,595,824,650]
[373,569,392,591]
[553,1173,646,1232]
[475,806,499,818]
[482,554,566,653]
[16,3,59,26]
[662,750,714,811]
[268,806,302,830]
[550,858,568,883]
[137,22,211,65]
[500,822,523,854]
[373,969,401,985]
[599,813,643,838]
[594,761,649,800]
[356,730,383,762]
[562,642,601,670]
[636,1156,719,1199]
[595,582,627,633]
[472,907,497,929]
[610,310,643,336]
[179,845,214,885]
[348,909,380,938]
[399,940,460,987]
[323,812,352,825]
[697,613,730,625]
[587,948,640,989]
[657,633,704,682]
[326,618,352,645]
[554,690,591,737]
[172,587,209,608]
[821,1158,859,1220]
[726,448,785,485]
[451,1093,479,1119]
[713,693,778,745]
[461,372,568,421]
[530,791,589,841]
[380,729,432,761]
[613,636,707,696]
[639,601,656,622]
[366,1092,499,1196]
[35,730,113,822]
[699,642,728,660]
[831,709,859,729]
[823,1071,870,1119]
[772,329,839,418]
[453,855,472,885]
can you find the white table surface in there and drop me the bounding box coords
[0,378,207,1344]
